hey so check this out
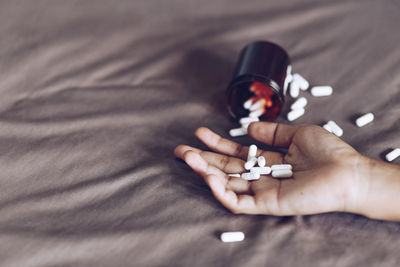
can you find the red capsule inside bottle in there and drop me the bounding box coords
[228,80,283,121]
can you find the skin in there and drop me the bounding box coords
[174,122,400,221]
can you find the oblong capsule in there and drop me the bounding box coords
[293,73,309,91]
[247,144,257,160]
[228,174,241,178]
[244,157,257,170]
[249,99,266,111]
[257,156,266,167]
[239,116,259,125]
[271,164,292,171]
[249,108,264,118]
[243,98,253,110]
[311,86,333,96]
[355,113,374,127]
[229,127,247,137]
[290,97,307,110]
[220,232,245,243]
[385,148,400,162]
[287,108,305,121]
[251,166,271,175]
[290,81,300,98]
[272,169,293,178]
[323,123,333,133]
[327,120,343,137]
[241,171,260,180]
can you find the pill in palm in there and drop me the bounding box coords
[327,120,343,137]
[251,166,271,175]
[257,156,266,167]
[241,171,260,180]
[228,174,241,178]
[247,144,257,160]
[243,98,253,110]
[293,73,309,91]
[290,97,307,110]
[385,148,400,162]
[287,108,305,121]
[271,164,292,171]
[229,127,247,137]
[272,169,293,178]
[311,86,333,96]
[220,232,245,243]
[245,157,258,170]
[355,113,374,127]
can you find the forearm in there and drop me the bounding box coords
[353,157,400,221]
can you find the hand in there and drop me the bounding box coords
[174,122,365,215]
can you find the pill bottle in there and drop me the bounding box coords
[226,41,291,121]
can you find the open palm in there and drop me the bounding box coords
[174,122,362,215]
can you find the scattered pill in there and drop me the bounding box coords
[290,97,307,110]
[385,148,400,162]
[257,156,266,167]
[220,232,245,243]
[323,123,333,133]
[247,145,257,160]
[245,157,258,170]
[271,164,292,171]
[228,174,241,178]
[241,171,260,180]
[249,108,264,118]
[327,120,343,137]
[251,166,271,175]
[293,73,309,91]
[287,108,305,121]
[249,99,265,111]
[272,169,293,178]
[311,86,333,96]
[355,113,374,127]
[239,116,259,125]
[290,81,300,98]
[243,98,253,110]
[229,127,247,137]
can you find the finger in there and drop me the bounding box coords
[183,151,251,194]
[248,122,300,148]
[195,127,248,160]
[174,145,202,159]
[195,127,284,162]
[205,174,260,214]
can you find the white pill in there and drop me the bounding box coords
[287,108,305,121]
[290,81,300,98]
[228,174,241,178]
[240,116,259,125]
[355,113,374,127]
[243,98,253,110]
[272,169,293,178]
[241,171,260,180]
[251,166,271,175]
[229,127,247,137]
[323,123,333,133]
[290,97,307,110]
[385,148,400,162]
[311,86,333,96]
[293,73,309,91]
[245,157,257,170]
[271,164,292,171]
[249,99,265,111]
[327,120,343,137]
[249,108,264,118]
[257,156,266,167]
[284,65,293,93]
[220,232,245,243]
[247,144,257,160]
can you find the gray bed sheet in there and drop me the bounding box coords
[0,0,400,266]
